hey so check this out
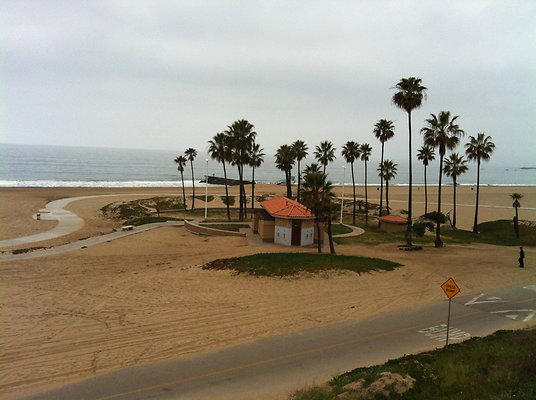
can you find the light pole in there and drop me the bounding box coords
[340,165,346,225]
[204,159,209,221]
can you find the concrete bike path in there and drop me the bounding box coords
[0,193,178,249]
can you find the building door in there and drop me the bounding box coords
[291,220,301,245]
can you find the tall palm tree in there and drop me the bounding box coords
[250,143,265,212]
[208,132,231,221]
[378,160,398,214]
[292,140,308,202]
[300,171,336,254]
[465,133,495,233]
[421,111,464,247]
[184,148,197,211]
[341,141,361,225]
[373,119,395,216]
[226,119,257,221]
[303,163,321,175]
[314,141,336,175]
[359,143,372,225]
[443,153,468,228]
[275,144,295,199]
[392,77,427,246]
[174,155,187,210]
[417,145,435,215]
[511,193,523,239]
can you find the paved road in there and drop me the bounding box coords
[19,284,536,400]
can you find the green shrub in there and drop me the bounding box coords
[221,195,236,206]
[421,211,447,224]
[413,221,435,237]
[195,195,214,202]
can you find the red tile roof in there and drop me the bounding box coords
[261,196,314,219]
[378,215,408,224]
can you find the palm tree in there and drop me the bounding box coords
[208,132,231,221]
[359,143,372,225]
[465,133,495,233]
[378,160,398,214]
[226,119,257,221]
[417,145,436,215]
[300,171,336,254]
[314,141,336,175]
[443,153,468,228]
[174,155,187,210]
[421,111,465,247]
[275,144,295,199]
[392,77,427,246]
[303,163,321,175]
[292,140,308,202]
[184,148,197,211]
[250,143,265,212]
[373,119,395,216]
[511,193,523,239]
[341,141,361,225]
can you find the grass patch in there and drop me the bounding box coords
[442,220,536,246]
[12,246,48,254]
[289,329,536,400]
[334,220,434,246]
[325,224,353,235]
[125,216,182,226]
[199,223,250,232]
[202,252,402,277]
[221,195,236,206]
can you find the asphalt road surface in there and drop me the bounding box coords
[18,284,536,400]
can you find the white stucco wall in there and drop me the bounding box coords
[274,225,292,246]
[301,226,314,246]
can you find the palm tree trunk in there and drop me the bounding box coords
[316,219,322,253]
[379,142,384,217]
[297,160,301,202]
[364,160,368,225]
[251,165,256,214]
[238,164,244,221]
[453,177,457,228]
[222,161,230,221]
[180,172,187,210]
[327,218,336,255]
[435,155,444,247]
[286,170,292,198]
[351,161,356,225]
[323,164,326,175]
[406,111,413,246]
[386,179,389,212]
[190,160,195,211]
[472,159,481,233]
[424,165,428,215]
[514,206,520,239]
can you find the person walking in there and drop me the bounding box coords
[519,247,525,268]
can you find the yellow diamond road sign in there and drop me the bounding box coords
[441,278,461,299]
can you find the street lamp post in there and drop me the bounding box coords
[204,159,209,221]
[340,165,346,225]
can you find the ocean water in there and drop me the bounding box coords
[0,143,534,188]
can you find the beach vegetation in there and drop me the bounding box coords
[288,328,536,400]
[202,253,402,277]
[378,159,398,214]
[465,133,496,233]
[194,195,214,203]
[314,141,336,175]
[184,148,197,211]
[275,144,295,199]
[417,145,435,215]
[221,195,236,206]
[300,171,337,254]
[208,132,232,220]
[292,140,309,202]
[126,216,182,226]
[249,143,265,213]
[392,77,427,247]
[441,220,536,246]
[373,119,395,217]
[511,193,523,239]
[421,111,465,247]
[12,246,48,254]
[420,211,448,224]
[334,220,434,246]
[324,224,353,235]
[198,223,250,232]
[341,141,361,225]
[443,153,469,228]
[359,143,372,225]
[173,155,188,210]
[255,194,269,203]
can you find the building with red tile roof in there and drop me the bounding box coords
[377,215,408,233]
[260,196,315,219]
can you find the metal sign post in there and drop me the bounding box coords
[441,278,461,347]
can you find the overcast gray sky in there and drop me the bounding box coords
[2,0,535,165]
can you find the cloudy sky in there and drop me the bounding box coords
[2,0,535,164]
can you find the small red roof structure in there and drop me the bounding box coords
[260,196,314,219]
[377,215,407,224]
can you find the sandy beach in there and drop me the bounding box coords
[1,184,535,398]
